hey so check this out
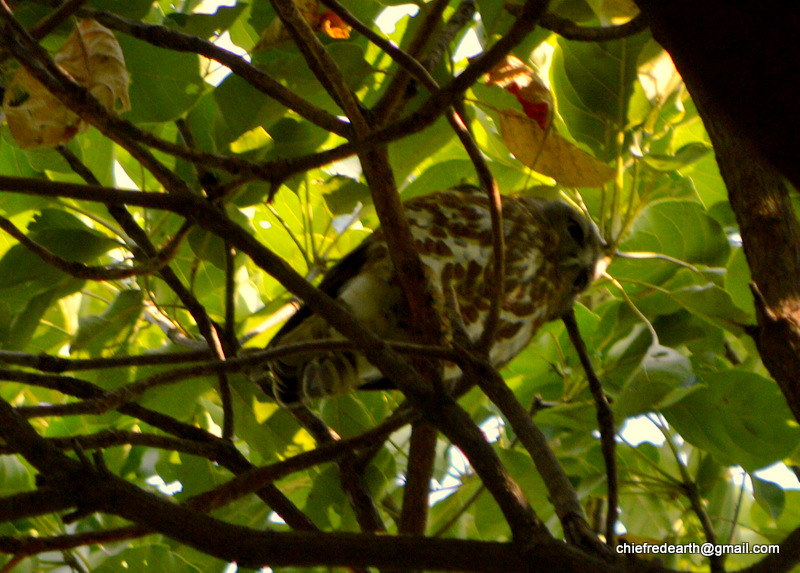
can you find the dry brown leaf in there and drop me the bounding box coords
[2,19,129,149]
[485,55,553,130]
[56,19,131,113]
[498,109,615,188]
[3,66,85,149]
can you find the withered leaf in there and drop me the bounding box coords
[3,66,85,149]
[498,109,615,188]
[2,19,129,149]
[56,19,131,114]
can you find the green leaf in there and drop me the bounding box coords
[666,281,750,334]
[251,42,371,114]
[0,210,118,289]
[214,73,283,145]
[614,343,701,421]
[165,4,248,37]
[634,269,752,335]
[664,371,800,471]
[303,465,347,530]
[0,455,34,493]
[91,0,153,19]
[4,281,83,350]
[118,34,205,123]
[187,227,228,270]
[726,246,755,315]
[551,31,651,159]
[389,116,454,184]
[318,176,372,216]
[73,289,144,353]
[611,199,730,287]
[752,475,785,521]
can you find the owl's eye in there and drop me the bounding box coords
[573,268,591,292]
[566,217,585,246]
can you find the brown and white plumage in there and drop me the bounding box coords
[265,185,602,406]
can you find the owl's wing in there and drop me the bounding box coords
[268,235,376,347]
[266,235,397,404]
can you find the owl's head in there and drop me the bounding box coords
[522,197,603,315]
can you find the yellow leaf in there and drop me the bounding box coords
[498,109,615,188]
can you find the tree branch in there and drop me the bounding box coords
[562,309,618,546]
[453,346,607,555]
[0,212,189,281]
[537,11,647,41]
[77,7,353,137]
[0,11,191,194]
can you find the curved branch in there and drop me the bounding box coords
[0,526,145,559]
[538,12,648,41]
[269,0,365,131]
[0,429,226,460]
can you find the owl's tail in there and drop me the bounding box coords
[267,351,363,407]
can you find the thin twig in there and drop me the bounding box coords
[0,347,213,372]
[650,414,723,573]
[0,429,226,459]
[55,147,229,374]
[562,308,618,546]
[369,0,450,122]
[290,407,385,539]
[187,407,413,515]
[452,346,607,554]
[270,0,367,133]
[9,338,459,419]
[0,213,190,281]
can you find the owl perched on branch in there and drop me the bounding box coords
[264,185,602,406]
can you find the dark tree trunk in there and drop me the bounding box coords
[636,0,800,421]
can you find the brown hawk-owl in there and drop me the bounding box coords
[265,185,602,406]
